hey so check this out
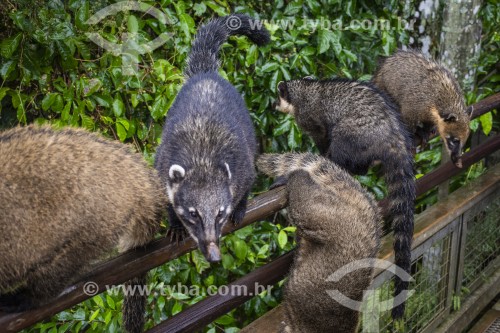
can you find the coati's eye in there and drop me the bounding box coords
[188,208,198,218]
[448,137,460,146]
[217,207,224,218]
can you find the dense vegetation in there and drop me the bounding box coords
[0,0,498,332]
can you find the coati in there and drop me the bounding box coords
[257,153,381,333]
[275,78,415,320]
[0,125,167,333]
[373,49,472,167]
[154,14,270,262]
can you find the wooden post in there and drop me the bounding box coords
[438,0,483,200]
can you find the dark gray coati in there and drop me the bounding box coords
[257,153,381,333]
[373,49,472,167]
[0,125,167,333]
[154,14,270,262]
[275,78,415,320]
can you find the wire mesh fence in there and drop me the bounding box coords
[359,190,500,333]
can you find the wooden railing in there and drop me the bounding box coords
[0,92,499,333]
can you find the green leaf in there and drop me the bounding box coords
[42,93,57,111]
[215,314,235,325]
[73,308,86,321]
[232,239,248,260]
[193,3,207,16]
[0,33,22,59]
[171,292,190,300]
[479,112,493,135]
[81,114,94,130]
[278,230,287,249]
[128,14,139,33]
[0,87,10,104]
[83,78,102,96]
[105,294,115,310]
[112,97,125,117]
[116,118,130,142]
[318,29,341,55]
[151,95,168,120]
[1,60,17,79]
[172,301,183,315]
[89,309,100,322]
[179,13,195,39]
[261,62,279,73]
[222,253,235,270]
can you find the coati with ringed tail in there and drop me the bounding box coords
[275,78,415,321]
[0,125,167,333]
[257,153,381,333]
[373,49,472,167]
[154,14,270,262]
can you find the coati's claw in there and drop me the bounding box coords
[269,175,288,190]
[167,227,187,244]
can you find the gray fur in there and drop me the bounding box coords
[154,15,269,262]
[257,153,381,333]
[0,125,167,333]
[373,49,471,167]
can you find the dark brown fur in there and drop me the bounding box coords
[0,125,167,333]
[257,153,381,333]
[373,49,472,167]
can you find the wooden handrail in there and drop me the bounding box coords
[0,93,499,332]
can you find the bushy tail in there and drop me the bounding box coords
[185,14,270,77]
[122,274,147,333]
[384,152,416,321]
[257,153,349,186]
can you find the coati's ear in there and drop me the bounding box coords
[466,105,474,118]
[169,164,185,182]
[442,113,458,122]
[277,81,289,100]
[303,75,314,80]
[224,162,232,180]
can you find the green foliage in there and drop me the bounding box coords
[0,0,497,332]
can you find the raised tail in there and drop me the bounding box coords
[122,274,148,333]
[185,14,270,77]
[384,151,416,321]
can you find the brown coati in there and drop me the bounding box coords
[373,49,472,167]
[275,78,415,321]
[154,14,270,262]
[0,125,167,333]
[257,153,381,333]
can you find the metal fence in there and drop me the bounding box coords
[360,187,500,333]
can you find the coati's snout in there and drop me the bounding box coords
[446,136,463,168]
[203,241,222,262]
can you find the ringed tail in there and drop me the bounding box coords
[185,14,270,78]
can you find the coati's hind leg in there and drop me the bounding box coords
[415,122,436,149]
[0,288,38,312]
[231,193,249,226]
[166,204,187,243]
[0,240,88,312]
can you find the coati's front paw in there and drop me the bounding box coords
[167,226,188,244]
[231,208,246,226]
[269,176,288,190]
